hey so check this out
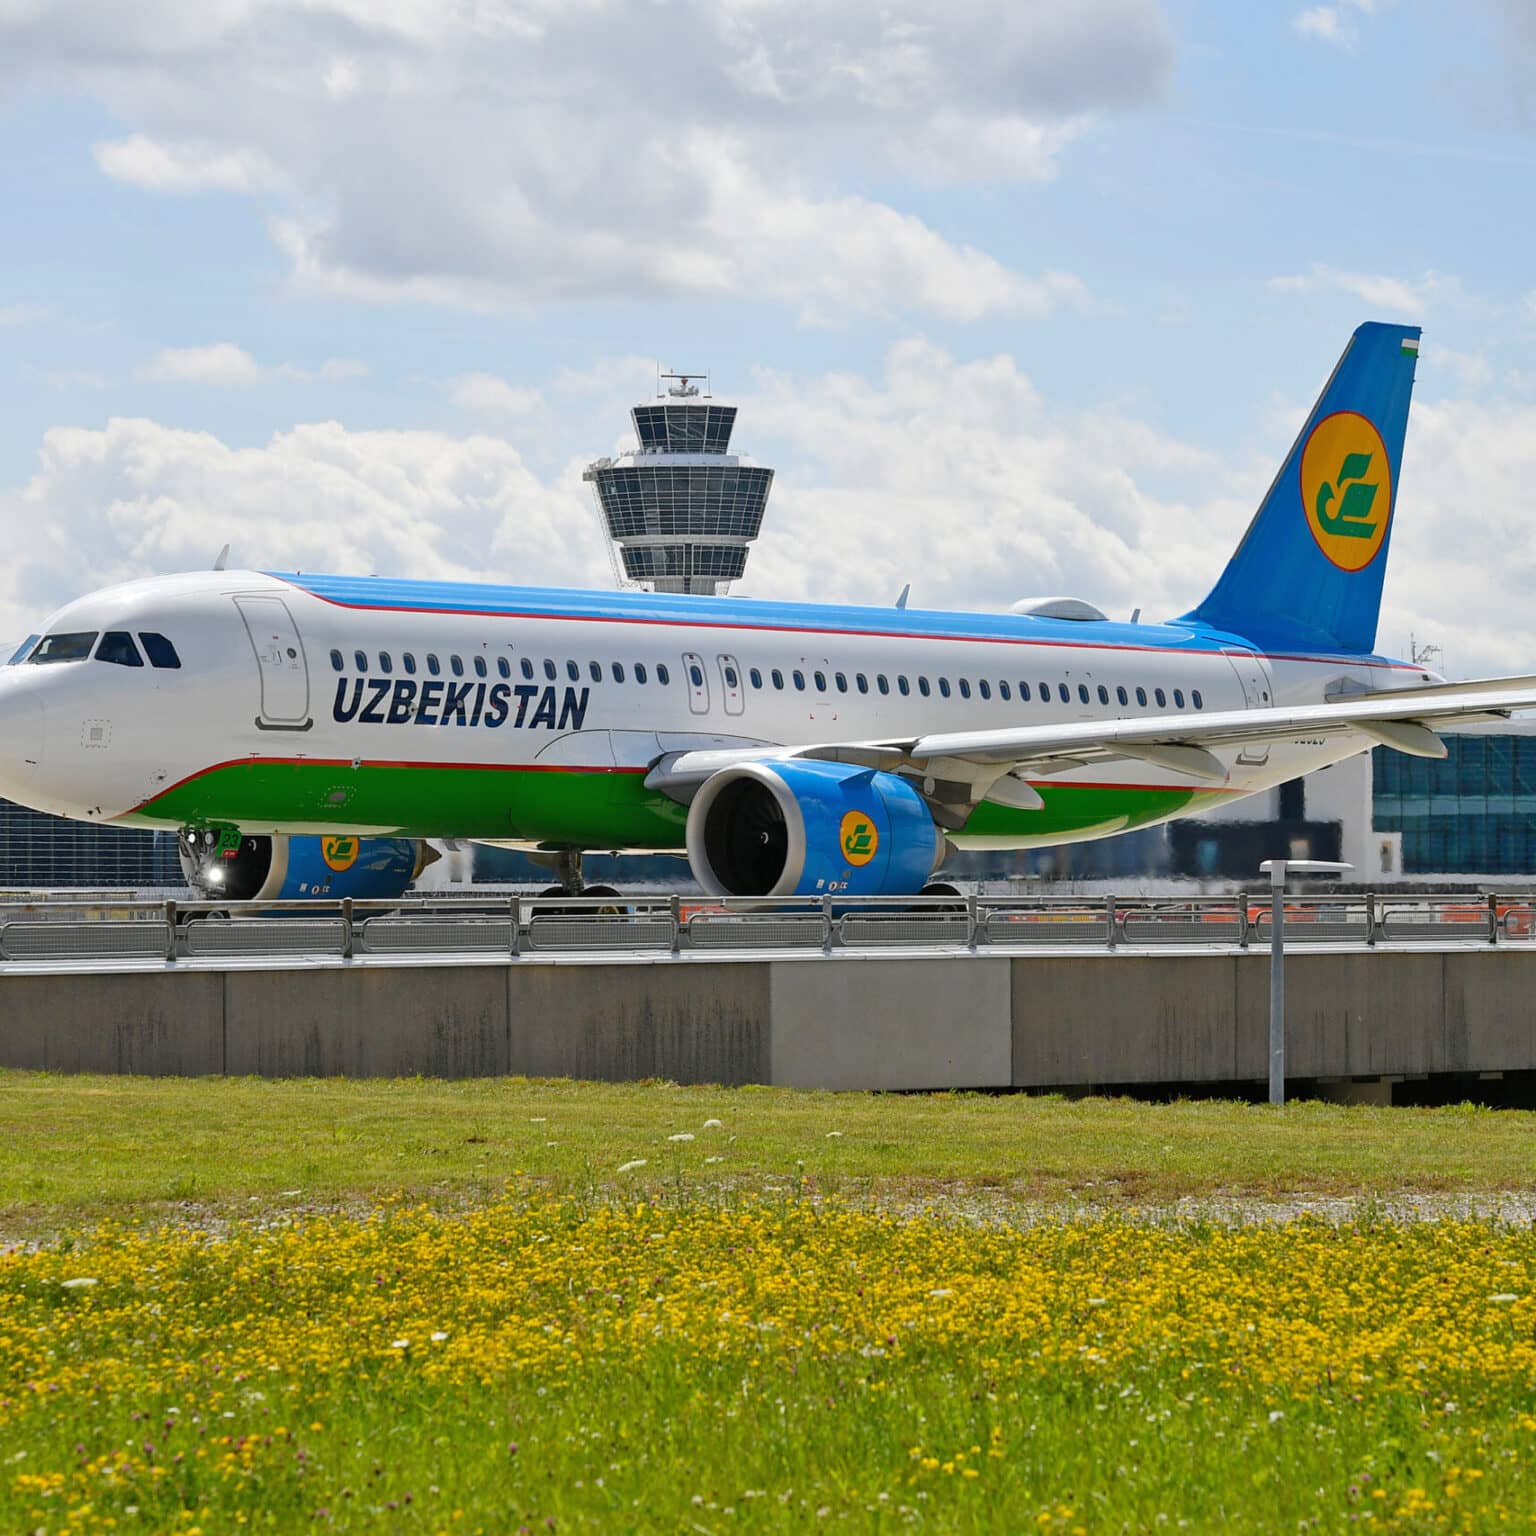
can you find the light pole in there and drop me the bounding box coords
[1257,858,1353,1106]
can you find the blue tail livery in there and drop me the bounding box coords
[1182,320,1420,654]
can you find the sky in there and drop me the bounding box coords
[1,0,1533,674]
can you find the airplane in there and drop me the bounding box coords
[0,320,1531,905]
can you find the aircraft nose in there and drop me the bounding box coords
[0,689,43,792]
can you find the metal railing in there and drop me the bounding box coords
[0,890,1530,965]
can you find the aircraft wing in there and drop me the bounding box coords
[645,675,1536,826]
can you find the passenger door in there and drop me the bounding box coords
[1222,647,1273,765]
[234,596,311,729]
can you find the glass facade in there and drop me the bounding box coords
[0,798,181,887]
[1373,735,1536,874]
[620,544,748,582]
[594,465,770,539]
[632,404,737,454]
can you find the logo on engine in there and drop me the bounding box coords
[1300,410,1391,572]
[322,834,359,873]
[839,811,878,868]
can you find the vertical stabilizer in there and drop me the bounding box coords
[1180,321,1420,654]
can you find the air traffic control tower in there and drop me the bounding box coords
[583,370,774,595]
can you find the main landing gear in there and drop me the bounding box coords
[532,850,623,912]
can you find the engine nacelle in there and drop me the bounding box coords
[685,759,943,898]
[178,830,429,903]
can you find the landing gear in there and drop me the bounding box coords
[915,880,966,914]
[532,852,626,913]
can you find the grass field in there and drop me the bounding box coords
[6,1073,1536,1533]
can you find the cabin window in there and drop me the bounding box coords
[1058,683,1070,703]
[724,665,739,688]
[813,670,826,692]
[329,649,343,672]
[834,672,847,693]
[1136,686,1147,706]
[403,653,418,675]
[589,660,602,682]
[1116,686,1128,706]
[498,657,511,679]
[690,664,705,688]
[856,673,869,694]
[354,650,369,673]
[96,631,143,668]
[1040,681,1051,701]
[1097,685,1109,705]
[792,670,806,691]
[771,669,784,690]
[1174,688,1185,709]
[959,678,972,699]
[566,660,579,682]
[750,667,763,689]
[543,659,557,681]
[378,652,393,675]
[447,655,462,677]
[636,663,648,684]
[1078,685,1090,705]
[1192,689,1204,710]
[877,675,890,695]
[1017,682,1030,701]
[1155,688,1167,708]
[657,663,670,685]
[427,654,441,676]
[998,681,1010,701]
[937,678,951,699]
[918,677,931,697]
[978,679,990,700]
[474,656,487,678]
[612,662,626,683]
[520,658,534,680]
[897,676,910,696]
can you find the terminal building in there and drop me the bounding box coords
[583,371,774,595]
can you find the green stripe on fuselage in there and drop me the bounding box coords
[118,760,1224,847]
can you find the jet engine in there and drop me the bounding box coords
[178,830,432,903]
[685,758,943,898]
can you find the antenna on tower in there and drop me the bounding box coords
[1410,634,1444,674]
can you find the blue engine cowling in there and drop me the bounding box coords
[178,830,427,903]
[685,759,943,898]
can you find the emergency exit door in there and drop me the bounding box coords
[235,595,311,728]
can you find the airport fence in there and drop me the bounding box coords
[0,891,1528,964]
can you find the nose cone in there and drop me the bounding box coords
[0,688,43,795]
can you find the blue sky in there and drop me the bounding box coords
[1,0,1533,671]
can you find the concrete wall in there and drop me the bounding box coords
[5,946,1536,1089]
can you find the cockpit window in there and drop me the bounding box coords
[28,631,97,665]
[96,631,144,668]
[6,634,38,666]
[139,632,182,670]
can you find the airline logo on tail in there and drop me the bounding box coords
[839,811,879,867]
[1301,410,1392,571]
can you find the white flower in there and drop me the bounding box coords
[1489,1293,1520,1303]
[825,1131,844,1139]
[928,1288,953,1299]
[61,1277,98,1290]
[668,1133,695,1142]
[530,1117,547,1123]
[703,1118,723,1129]
[617,1159,648,1173]
[704,1156,724,1165]
[1268,1410,1284,1423]
[391,1339,410,1350]
[430,1331,448,1342]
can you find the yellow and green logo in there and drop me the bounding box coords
[1301,410,1392,572]
[839,811,879,868]
[321,834,359,873]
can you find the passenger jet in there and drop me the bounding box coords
[0,322,1530,901]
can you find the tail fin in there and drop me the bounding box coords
[1180,320,1420,655]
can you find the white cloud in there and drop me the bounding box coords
[1291,0,1386,49]
[140,343,263,386]
[93,135,281,194]
[451,373,544,418]
[1268,264,1447,317]
[3,338,1532,676]
[140,344,368,386]
[6,0,1171,319]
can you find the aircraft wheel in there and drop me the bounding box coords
[914,881,966,914]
